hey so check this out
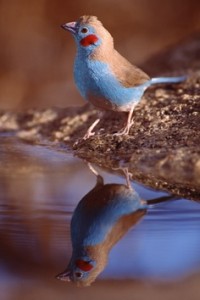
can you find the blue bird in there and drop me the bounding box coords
[56,165,147,286]
[61,15,186,139]
[56,165,177,286]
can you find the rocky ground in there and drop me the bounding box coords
[0,33,200,200]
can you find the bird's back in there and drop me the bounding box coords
[109,49,150,87]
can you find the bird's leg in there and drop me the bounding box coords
[112,166,133,190]
[83,118,100,140]
[114,104,136,136]
[87,162,104,187]
[122,167,133,190]
[82,111,104,140]
[88,162,100,176]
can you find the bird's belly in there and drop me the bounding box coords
[88,94,142,112]
[87,94,132,112]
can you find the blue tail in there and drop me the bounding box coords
[150,75,187,85]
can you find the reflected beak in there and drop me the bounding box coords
[61,22,77,34]
[55,269,71,282]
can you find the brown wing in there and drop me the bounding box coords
[110,50,150,87]
[87,18,150,87]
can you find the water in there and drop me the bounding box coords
[0,136,200,298]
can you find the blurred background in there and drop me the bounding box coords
[0,0,200,110]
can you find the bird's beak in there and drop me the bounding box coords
[61,22,77,34]
[55,269,71,282]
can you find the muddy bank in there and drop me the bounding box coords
[0,33,200,200]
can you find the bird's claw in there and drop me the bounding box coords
[73,132,94,147]
[73,130,96,148]
[83,130,96,140]
[113,126,131,136]
[113,120,134,136]
[112,167,133,190]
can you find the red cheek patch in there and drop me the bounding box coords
[80,34,98,47]
[75,259,94,271]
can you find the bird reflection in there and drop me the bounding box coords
[56,164,176,287]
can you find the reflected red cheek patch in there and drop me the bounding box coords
[80,34,98,47]
[75,259,94,271]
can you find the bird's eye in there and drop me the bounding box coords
[81,27,88,34]
[75,272,83,279]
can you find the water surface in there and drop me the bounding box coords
[0,136,200,297]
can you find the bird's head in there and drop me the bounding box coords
[56,247,109,287]
[61,15,113,55]
[56,256,99,287]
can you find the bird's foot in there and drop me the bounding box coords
[113,119,134,136]
[82,130,96,140]
[112,167,133,190]
[73,130,95,148]
[113,124,132,136]
[123,167,133,190]
[82,118,100,140]
[113,128,129,136]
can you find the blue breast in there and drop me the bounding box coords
[70,185,147,248]
[74,54,150,108]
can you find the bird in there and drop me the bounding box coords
[56,164,178,286]
[61,15,186,139]
[56,165,147,286]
